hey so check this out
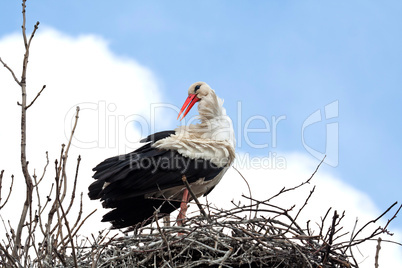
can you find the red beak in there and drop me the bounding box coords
[177,94,200,121]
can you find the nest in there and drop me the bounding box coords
[1,159,399,267]
[73,168,400,268]
[85,212,350,268]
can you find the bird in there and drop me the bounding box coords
[88,82,235,229]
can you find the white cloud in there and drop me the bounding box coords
[0,28,400,267]
[0,27,164,238]
[1,27,162,161]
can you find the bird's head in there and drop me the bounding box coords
[177,82,212,121]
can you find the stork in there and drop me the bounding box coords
[88,82,235,229]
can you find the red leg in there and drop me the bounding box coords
[176,189,190,226]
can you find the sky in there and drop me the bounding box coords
[0,1,401,266]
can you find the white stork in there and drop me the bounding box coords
[88,82,235,228]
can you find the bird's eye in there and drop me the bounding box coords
[194,84,201,92]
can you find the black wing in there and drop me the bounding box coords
[139,130,175,143]
[88,130,223,228]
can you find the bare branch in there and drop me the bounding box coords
[323,210,339,264]
[34,151,49,187]
[182,175,210,223]
[59,209,97,250]
[59,106,80,205]
[65,155,81,215]
[64,106,80,158]
[27,21,40,49]
[0,58,21,86]
[0,170,3,206]
[0,173,14,210]
[13,0,39,258]
[154,211,173,265]
[351,201,398,243]
[286,185,316,233]
[268,156,326,203]
[55,171,77,268]
[374,237,382,268]
[232,165,253,219]
[26,85,46,109]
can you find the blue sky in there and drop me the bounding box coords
[1,0,401,236]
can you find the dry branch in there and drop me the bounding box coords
[13,0,37,258]
[26,85,46,109]
[0,5,89,261]
[182,175,210,223]
[0,172,14,210]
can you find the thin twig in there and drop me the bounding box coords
[182,175,211,223]
[26,85,46,109]
[34,151,49,186]
[374,237,382,268]
[65,155,81,215]
[268,156,326,203]
[59,106,80,205]
[232,166,253,219]
[351,201,398,243]
[55,173,78,268]
[0,170,3,205]
[323,210,339,264]
[154,212,173,265]
[0,173,14,210]
[0,57,21,86]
